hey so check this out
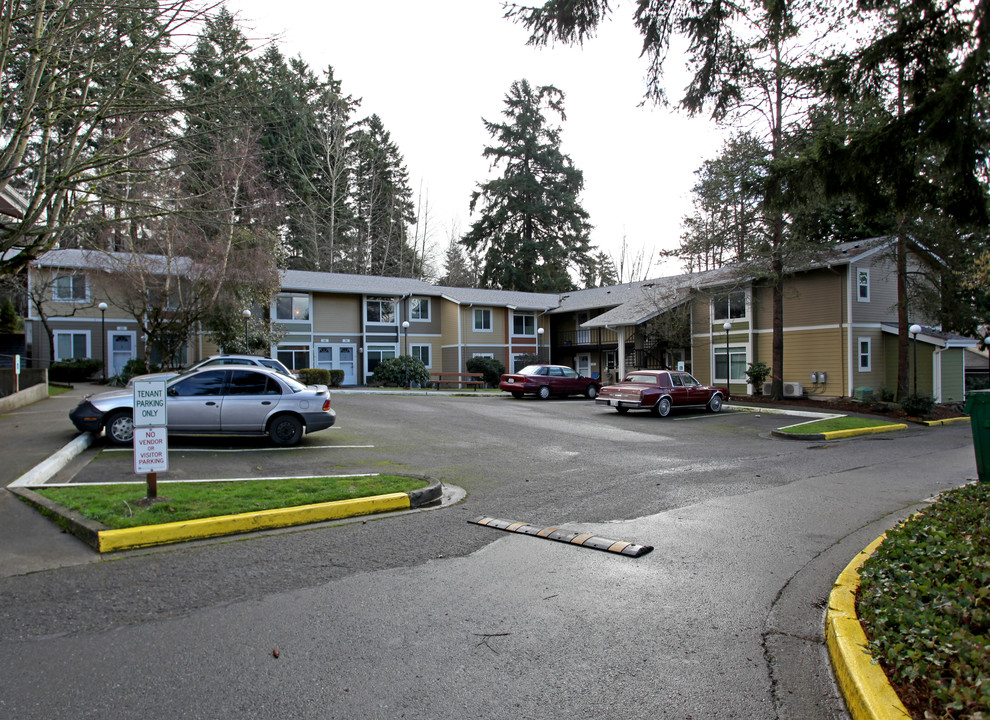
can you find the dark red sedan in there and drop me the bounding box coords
[596,370,728,416]
[499,364,601,400]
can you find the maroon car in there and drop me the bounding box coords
[596,370,728,416]
[499,364,601,400]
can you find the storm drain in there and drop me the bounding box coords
[468,516,653,557]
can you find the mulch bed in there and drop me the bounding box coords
[732,394,968,423]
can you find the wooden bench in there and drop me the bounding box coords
[430,372,486,390]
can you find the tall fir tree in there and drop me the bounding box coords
[462,79,593,293]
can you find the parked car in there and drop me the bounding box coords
[72,365,335,446]
[596,370,728,416]
[499,364,601,400]
[126,354,298,387]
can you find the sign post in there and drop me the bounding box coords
[132,379,168,499]
[13,354,19,394]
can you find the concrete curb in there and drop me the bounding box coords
[9,432,94,487]
[11,478,444,553]
[920,415,970,427]
[826,535,911,720]
[771,423,908,441]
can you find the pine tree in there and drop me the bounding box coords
[462,79,593,293]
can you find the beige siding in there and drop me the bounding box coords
[782,271,844,327]
[313,295,361,334]
[780,327,847,396]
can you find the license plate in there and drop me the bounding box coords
[610,399,619,406]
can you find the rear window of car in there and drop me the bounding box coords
[626,373,659,385]
[519,366,547,376]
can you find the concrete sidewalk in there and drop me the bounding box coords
[0,382,104,577]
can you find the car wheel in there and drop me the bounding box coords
[105,410,134,446]
[585,384,598,399]
[269,414,303,446]
[708,394,723,413]
[511,391,524,399]
[615,406,629,414]
[652,397,672,417]
[537,385,551,400]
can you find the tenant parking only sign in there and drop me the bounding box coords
[132,379,168,474]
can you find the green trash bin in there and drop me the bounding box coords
[964,390,990,482]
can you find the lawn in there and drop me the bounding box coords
[777,416,902,434]
[36,475,429,529]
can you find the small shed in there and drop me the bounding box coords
[881,324,979,403]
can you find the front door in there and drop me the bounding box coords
[576,353,591,377]
[316,343,357,385]
[109,332,135,377]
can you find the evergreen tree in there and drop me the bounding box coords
[462,79,593,293]
[439,236,476,287]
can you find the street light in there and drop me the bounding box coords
[537,326,544,363]
[402,320,410,388]
[909,324,922,396]
[98,302,108,382]
[723,321,732,385]
[242,309,251,351]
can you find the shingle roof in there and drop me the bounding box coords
[280,270,434,296]
[881,323,979,348]
[34,248,193,275]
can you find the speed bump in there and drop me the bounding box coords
[469,516,653,557]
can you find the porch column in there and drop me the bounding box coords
[616,326,626,380]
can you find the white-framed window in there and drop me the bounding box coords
[53,274,87,302]
[367,345,397,375]
[411,344,431,368]
[410,298,430,321]
[276,344,311,370]
[54,330,89,360]
[858,337,872,371]
[366,297,396,324]
[512,311,535,336]
[276,294,310,321]
[473,308,492,332]
[509,353,529,372]
[857,269,870,302]
[713,290,746,321]
[714,346,747,383]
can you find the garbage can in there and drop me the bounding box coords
[964,390,990,482]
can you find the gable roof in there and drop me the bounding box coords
[881,323,979,348]
[34,248,194,275]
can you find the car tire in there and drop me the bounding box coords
[269,414,304,446]
[708,394,723,413]
[105,410,135,446]
[537,385,551,400]
[511,391,524,399]
[652,397,672,417]
[585,384,598,399]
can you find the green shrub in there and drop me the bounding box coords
[466,356,506,388]
[49,358,102,382]
[876,387,896,402]
[370,356,429,387]
[297,368,331,386]
[858,481,990,719]
[744,361,770,392]
[329,369,344,387]
[900,393,935,418]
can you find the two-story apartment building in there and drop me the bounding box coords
[27,239,976,401]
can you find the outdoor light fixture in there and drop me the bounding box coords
[537,326,544,362]
[402,320,410,388]
[909,324,922,395]
[242,309,252,350]
[98,302,108,382]
[723,322,732,384]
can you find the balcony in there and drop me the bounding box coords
[555,328,624,348]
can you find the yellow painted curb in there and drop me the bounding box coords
[826,535,912,720]
[98,493,411,552]
[821,424,907,440]
[921,416,970,427]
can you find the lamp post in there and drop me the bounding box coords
[909,324,922,396]
[537,326,544,363]
[98,302,108,382]
[242,309,251,351]
[722,321,732,385]
[402,320,410,388]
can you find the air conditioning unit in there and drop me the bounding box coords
[783,382,803,397]
[762,382,773,396]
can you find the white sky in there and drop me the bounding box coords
[225,0,728,280]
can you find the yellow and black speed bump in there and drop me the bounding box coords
[469,516,653,557]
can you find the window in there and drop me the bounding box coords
[367,345,397,375]
[713,290,746,320]
[53,275,87,302]
[714,346,747,382]
[474,308,492,332]
[512,311,535,336]
[365,297,395,324]
[276,345,310,370]
[276,294,310,321]
[54,331,88,360]
[227,370,281,396]
[411,344,431,368]
[857,269,870,302]
[858,338,872,371]
[169,370,226,397]
[410,298,430,321]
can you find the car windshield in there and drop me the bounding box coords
[517,365,547,376]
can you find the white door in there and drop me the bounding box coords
[109,331,135,377]
[576,353,591,377]
[316,343,357,386]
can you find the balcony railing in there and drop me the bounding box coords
[555,328,625,347]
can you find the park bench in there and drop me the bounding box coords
[430,372,485,390]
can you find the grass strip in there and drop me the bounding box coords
[777,416,900,434]
[36,475,428,529]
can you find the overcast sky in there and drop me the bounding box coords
[226,0,728,279]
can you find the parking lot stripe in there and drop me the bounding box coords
[468,516,653,557]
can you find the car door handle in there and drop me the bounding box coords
[205,401,217,406]
[262,401,272,405]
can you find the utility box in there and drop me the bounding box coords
[965,390,990,482]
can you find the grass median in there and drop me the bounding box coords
[777,416,903,434]
[36,475,428,529]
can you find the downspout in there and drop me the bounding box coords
[845,267,853,396]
